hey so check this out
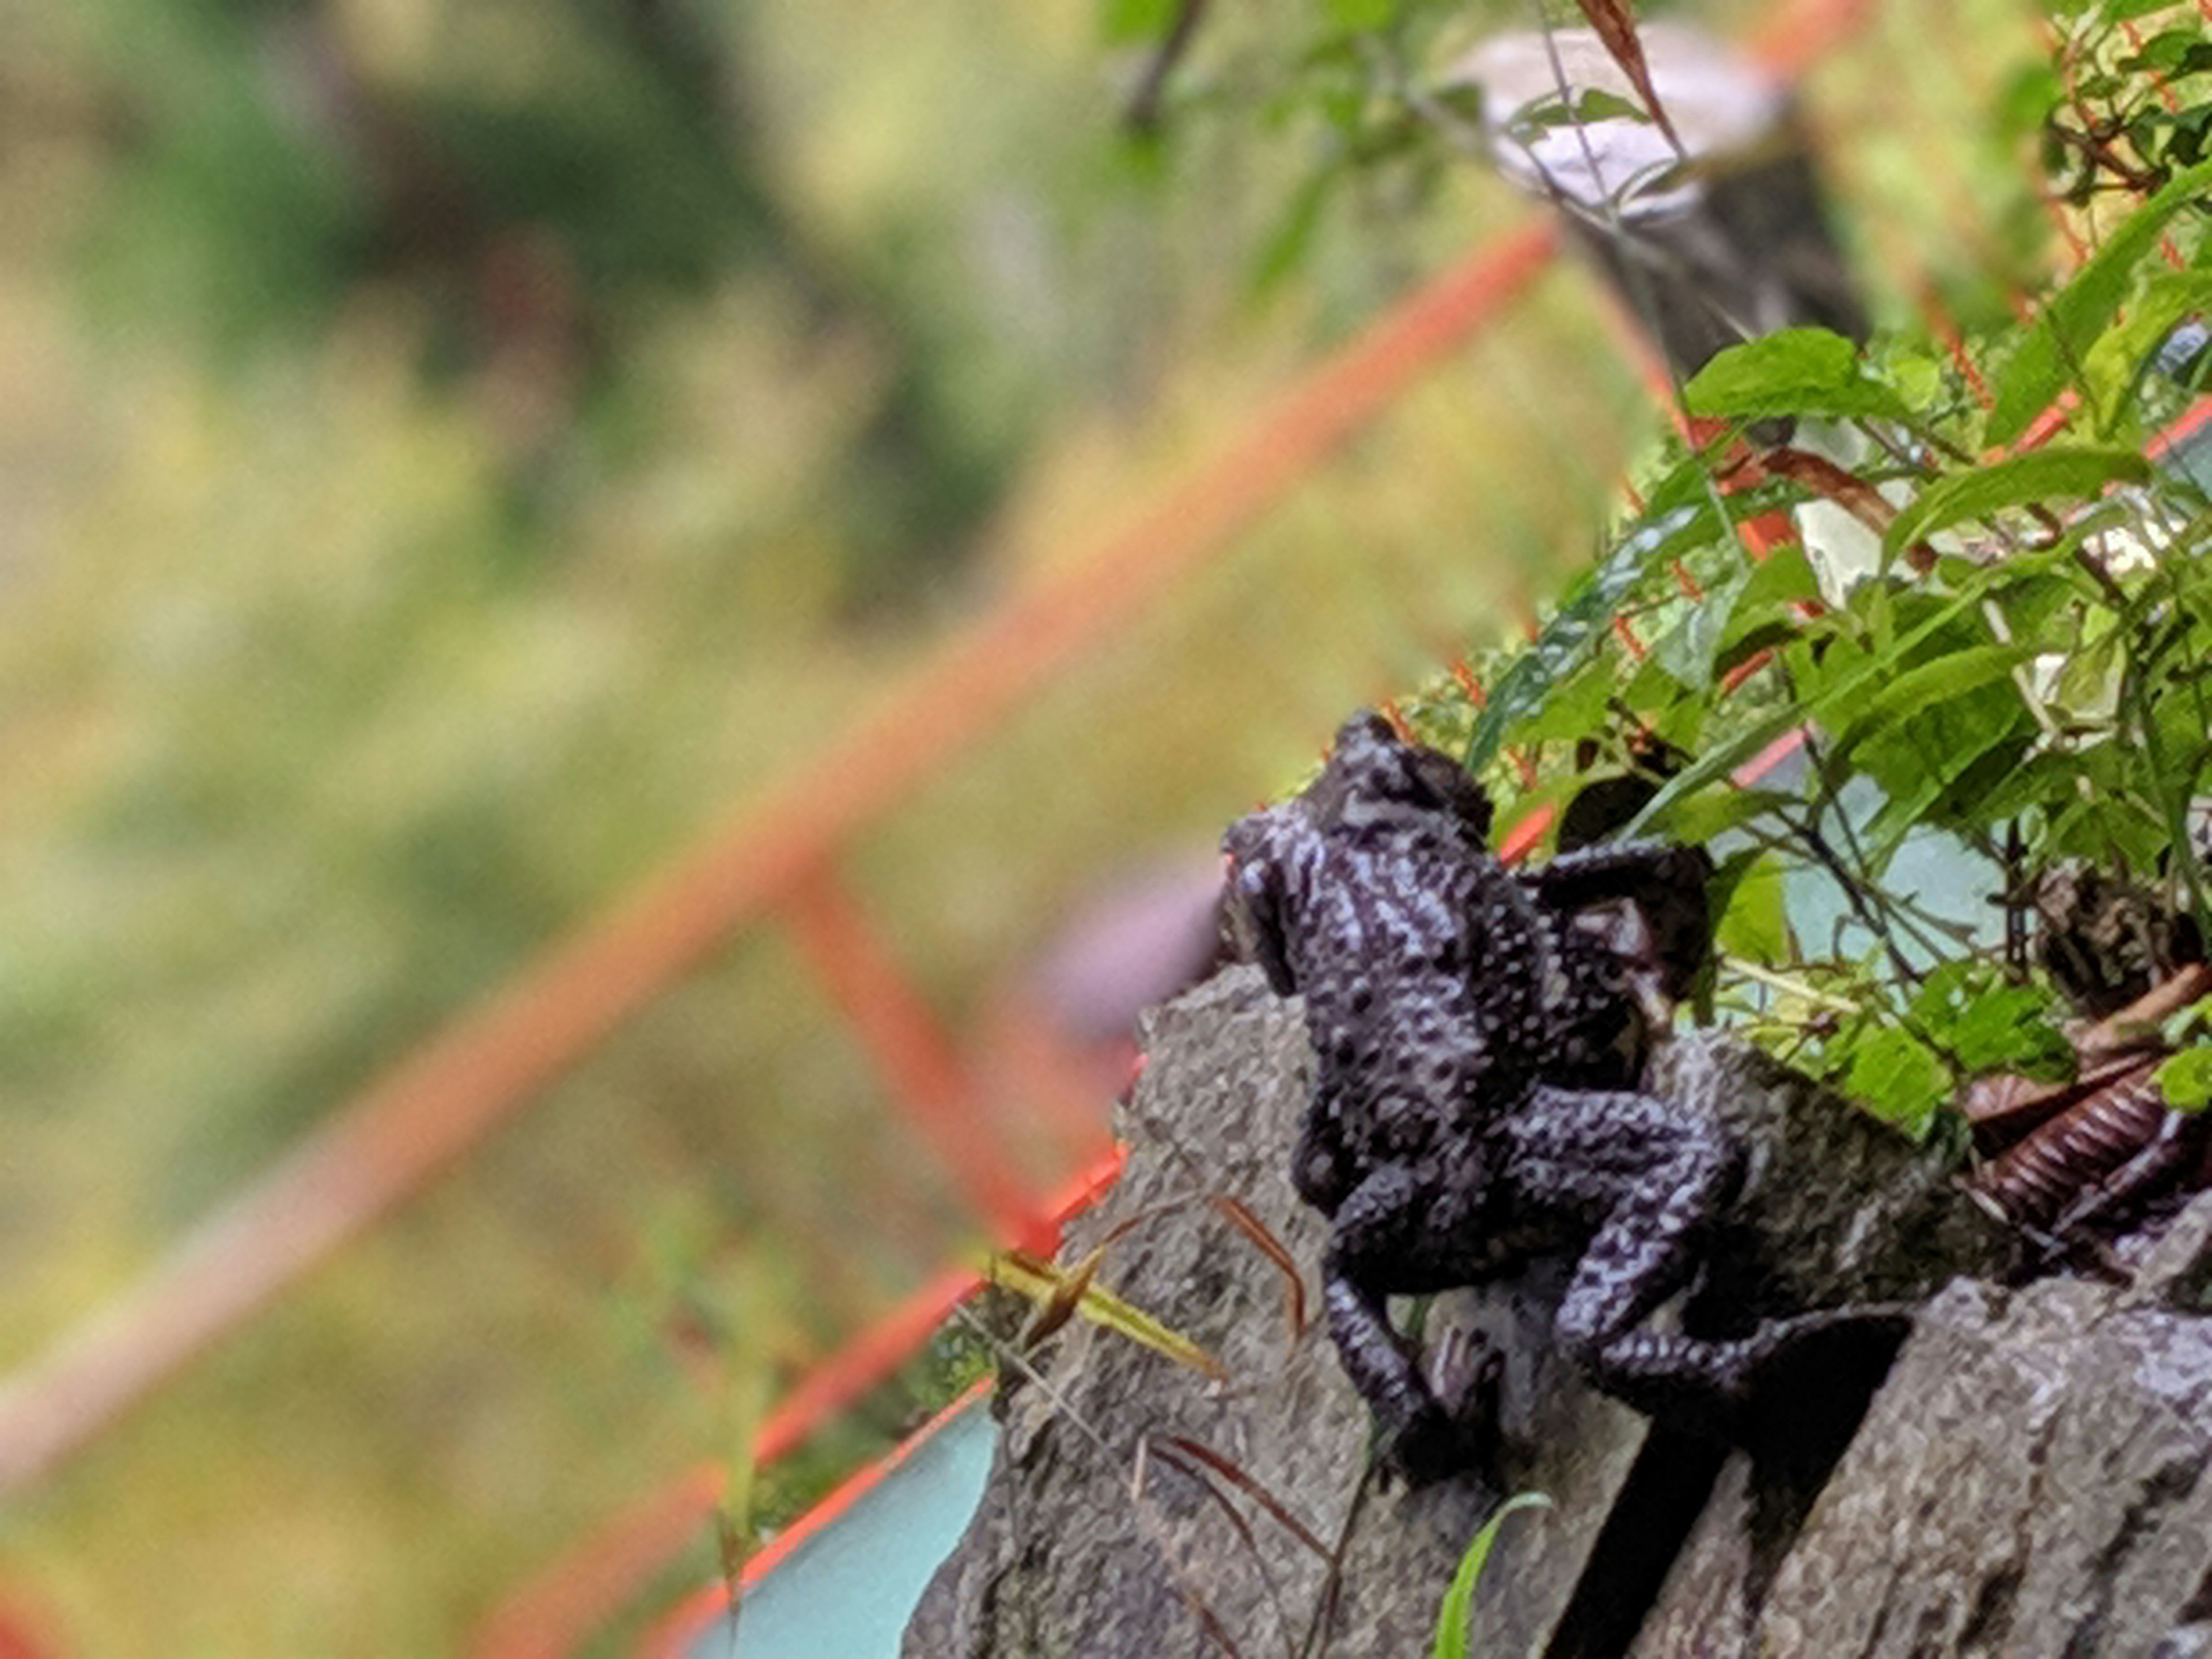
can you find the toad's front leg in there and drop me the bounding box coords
[1321,1148,1498,1482]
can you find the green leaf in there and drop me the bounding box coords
[1909,962,2075,1082]
[2155,1047,2212,1114]
[1660,787,1796,845]
[1987,156,2212,445]
[1712,849,1791,967]
[1098,0,1180,43]
[1884,446,2152,556]
[1652,567,1751,693]
[1681,329,1911,423]
[1324,0,1397,29]
[2123,26,2212,75]
[1465,506,1706,772]
[1994,63,2062,139]
[1727,543,1822,624]
[1711,619,1805,684]
[1250,165,1339,298]
[1500,654,1619,747]
[1433,1493,1551,1659]
[1842,1025,1951,1141]
[1626,573,2001,838]
[2081,271,2212,435]
[1826,643,2039,766]
[1507,87,1650,141]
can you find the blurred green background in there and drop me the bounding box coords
[0,0,2044,1650]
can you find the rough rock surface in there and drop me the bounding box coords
[904,969,1650,1657]
[1639,1202,2212,1658]
[907,969,2212,1658]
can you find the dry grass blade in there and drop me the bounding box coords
[1021,1191,1307,1347]
[1130,1438,1256,1658]
[1207,1194,1310,1340]
[1020,1240,1108,1350]
[1152,1433,1335,1560]
[985,1248,1229,1380]
[1572,0,1685,155]
[1140,1437,1304,1659]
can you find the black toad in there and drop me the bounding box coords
[1222,712,1910,1480]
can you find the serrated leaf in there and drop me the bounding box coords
[1660,786,1795,844]
[1730,543,1822,617]
[1712,849,1791,967]
[1711,619,1804,683]
[1681,329,1912,423]
[1909,963,2074,1081]
[1627,574,2000,837]
[1465,506,1706,771]
[2123,26,2212,74]
[1827,643,2039,765]
[1987,156,2212,445]
[1508,87,1649,141]
[1884,446,2152,556]
[1571,0,1684,153]
[2082,271,2212,434]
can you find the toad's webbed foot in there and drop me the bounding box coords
[1382,1395,1497,1488]
[1383,1322,1505,1488]
[1357,1323,1502,1488]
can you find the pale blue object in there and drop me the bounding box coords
[684,1397,998,1659]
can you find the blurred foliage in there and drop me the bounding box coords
[42,0,1131,611]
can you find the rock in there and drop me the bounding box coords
[1639,1194,2212,1657]
[908,973,2212,1658]
[903,968,1652,1657]
[1748,1259,2212,1656]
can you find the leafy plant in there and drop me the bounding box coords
[1375,7,2212,1141]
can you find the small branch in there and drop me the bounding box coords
[1122,0,1211,134]
[2043,118,2162,196]
[1717,953,1862,1013]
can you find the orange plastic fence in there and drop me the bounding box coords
[0,217,1561,1498]
[0,0,1898,1507]
[0,3,1914,1652]
[777,869,1046,1243]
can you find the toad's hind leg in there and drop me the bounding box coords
[1513,1085,1745,1415]
[1517,1085,1910,1438]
